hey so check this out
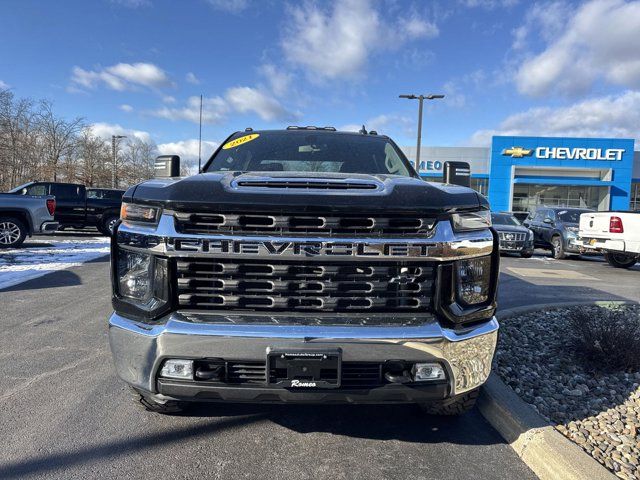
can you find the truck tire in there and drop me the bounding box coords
[100,214,120,237]
[131,388,186,414]
[419,388,479,416]
[520,250,533,258]
[551,235,566,260]
[0,216,27,248]
[604,252,638,269]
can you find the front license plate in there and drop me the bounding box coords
[267,349,341,389]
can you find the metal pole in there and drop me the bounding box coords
[111,136,116,188]
[399,94,444,175]
[415,96,424,173]
[198,94,203,173]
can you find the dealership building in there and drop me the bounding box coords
[402,136,640,213]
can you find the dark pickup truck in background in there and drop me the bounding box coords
[9,182,124,236]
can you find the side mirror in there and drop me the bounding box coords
[154,155,180,178]
[543,218,554,224]
[443,161,471,188]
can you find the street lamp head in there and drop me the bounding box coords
[399,94,417,99]
[426,94,445,100]
[112,134,127,139]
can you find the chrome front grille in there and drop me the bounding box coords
[497,232,527,242]
[176,259,435,313]
[173,211,436,237]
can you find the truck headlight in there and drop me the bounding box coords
[451,211,491,232]
[456,255,491,305]
[120,202,160,224]
[117,249,168,310]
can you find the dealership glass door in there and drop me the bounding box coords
[512,184,609,212]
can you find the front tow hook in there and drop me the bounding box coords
[195,366,223,381]
[384,371,412,384]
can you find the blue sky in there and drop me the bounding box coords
[2,0,640,164]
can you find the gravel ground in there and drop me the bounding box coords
[495,305,640,479]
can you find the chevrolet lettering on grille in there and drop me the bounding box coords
[174,239,433,258]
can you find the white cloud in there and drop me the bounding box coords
[150,88,295,124]
[469,90,640,146]
[185,72,200,85]
[514,0,640,96]
[402,13,440,39]
[162,95,176,104]
[281,0,438,80]
[151,95,228,124]
[339,114,413,135]
[0,80,9,89]
[442,81,467,108]
[70,62,172,92]
[225,86,293,121]
[205,0,249,13]
[259,64,291,97]
[157,139,219,173]
[87,122,153,143]
[119,104,134,112]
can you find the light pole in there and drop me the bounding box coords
[399,94,445,173]
[111,135,127,188]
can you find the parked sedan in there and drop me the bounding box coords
[491,212,534,258]
[523,207,593,259]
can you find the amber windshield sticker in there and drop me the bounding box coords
[222,133,260,150]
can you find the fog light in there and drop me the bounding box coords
[412,363,446,382]
[160,359,193,379]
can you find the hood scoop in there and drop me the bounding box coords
[232,176,381,191]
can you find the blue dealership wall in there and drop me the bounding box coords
[489,136,635,212]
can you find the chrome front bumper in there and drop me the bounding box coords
[109,312,498,401]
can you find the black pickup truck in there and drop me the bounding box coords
[9,182,124,235]
[109,127,499,415]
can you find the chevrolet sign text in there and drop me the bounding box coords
[535,147,625,161]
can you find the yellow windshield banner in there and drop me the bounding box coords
[222,133,260,150]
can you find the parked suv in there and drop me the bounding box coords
[9,182,124,235]
[109,127,500,415]
[524,207,593,259]
[491,212,533,258]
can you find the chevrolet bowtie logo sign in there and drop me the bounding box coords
[502,147,533,158]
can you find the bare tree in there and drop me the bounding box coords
[120,137,158,187]
[76,129,111,187]
[0,91,158,192]
[37,101,84,182]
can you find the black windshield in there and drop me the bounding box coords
[205,132,416,177]
[491,213,521,226]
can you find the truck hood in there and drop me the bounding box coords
[128,172,487,214]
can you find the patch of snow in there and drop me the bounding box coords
[0,237,110,290]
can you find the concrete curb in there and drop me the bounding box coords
[477,302,639,480]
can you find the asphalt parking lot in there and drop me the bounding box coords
[0,241,637,479]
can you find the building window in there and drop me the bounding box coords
[512,184,609,213]
[471,178,489,196]
[632,183,640,211]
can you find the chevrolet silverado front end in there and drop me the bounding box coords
[108,128,499,415]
